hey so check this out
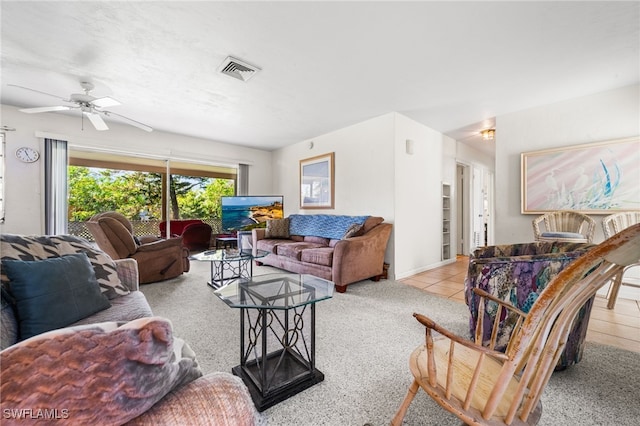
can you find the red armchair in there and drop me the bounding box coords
[159,220,213,252]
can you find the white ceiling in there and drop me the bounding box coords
[1,1,638,156]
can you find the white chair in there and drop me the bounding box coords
[532,210,596,243]
[602,212,640,309]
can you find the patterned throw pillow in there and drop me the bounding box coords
[0,234,130,300]
[265,218,290,239]
[342,223,364,239]
[0,317,202,425]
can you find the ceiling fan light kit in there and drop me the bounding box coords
[9,81,153,133]
[480,129,495,141]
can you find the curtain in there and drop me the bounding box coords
[44,138,68,235]
[0,134,5,224]
[237,163,249,195]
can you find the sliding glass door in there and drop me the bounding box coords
[67,150,237,240]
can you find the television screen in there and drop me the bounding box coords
[221,196,284,232]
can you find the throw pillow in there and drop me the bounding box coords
[265,218,290,239]
[2,253,112,340]
[342,223,364,239]
[0,317,203,425]
[52,235,131,299]
[0,234,130,300]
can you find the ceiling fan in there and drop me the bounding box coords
[8,81,153,132]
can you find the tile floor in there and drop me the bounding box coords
[399,256,640,354]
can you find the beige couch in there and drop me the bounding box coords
[0,234,262,425]
[252,215,392,293]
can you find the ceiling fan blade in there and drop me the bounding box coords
[7,84,70,101]
[84,111,109,131]
[19,105,71,114]
[92,96,121,108]
[102,110,153,132]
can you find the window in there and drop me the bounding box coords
[68,150,237,239]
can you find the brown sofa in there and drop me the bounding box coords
[87,211,190,284]
[0,234,263,425]
[252,215,392,293]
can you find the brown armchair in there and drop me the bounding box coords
[87,212,189,284]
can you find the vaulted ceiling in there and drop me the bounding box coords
[1,1,638,155]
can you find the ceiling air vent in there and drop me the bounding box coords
[218,56,261,82]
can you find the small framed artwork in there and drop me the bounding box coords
[521,136,640,213]
[300,152,334,209]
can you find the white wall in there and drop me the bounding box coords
[0,105,273,235]
[271,113,395,220]
[456,142,494,171]
[495,84,640,244]
[394,113,453,278]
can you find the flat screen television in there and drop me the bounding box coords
[221,196,284,232]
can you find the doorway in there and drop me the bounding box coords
[456,163,494,255]
[456,163,469,255]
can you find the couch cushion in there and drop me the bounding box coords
[1,287,18,350]
[300,247,334,267]
[96,217,138,257]
[128,372,265,426]
[276,243,325,260]
[289,214,369,240]
[265,218,290,239]
[303,236,330,246]
[72,291,153,326]
[256,239,291,254]
[2,253,112,341]
[1,234,131,300]
[0,317,202,425]
[540,231,586,240]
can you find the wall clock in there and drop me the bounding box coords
[15,146,40,163]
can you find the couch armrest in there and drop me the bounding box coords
[114,258,140,292]
[138,235,162,244]
[127,372,264,426]
[251,229,266,256]
[136,236,185,252]
[332,222,392,289]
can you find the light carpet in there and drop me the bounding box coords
[140,261,639,426]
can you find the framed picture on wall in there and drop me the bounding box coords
[521,137,640,213]
[300,152,334,209]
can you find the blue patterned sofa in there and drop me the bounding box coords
[464,241,595,369]
[253,214,392,293]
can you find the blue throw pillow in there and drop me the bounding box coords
[2,253,112,340]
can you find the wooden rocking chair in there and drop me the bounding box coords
[391,223,640,426]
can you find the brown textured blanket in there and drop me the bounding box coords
[0,317,202,425]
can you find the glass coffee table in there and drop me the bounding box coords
[189,249,269,288]
[214,273,334,411]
